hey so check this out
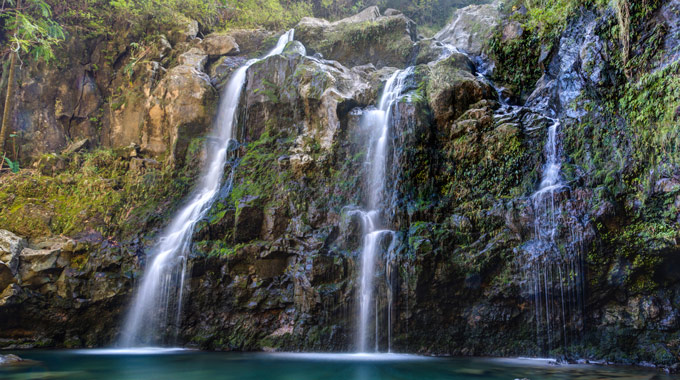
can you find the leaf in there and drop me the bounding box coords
[3,157,20,173]
[209,209,227,224]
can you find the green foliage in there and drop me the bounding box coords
[3,156,19,173]
[1,0,65,61]
[488,30,542,98]
[0,147,201,238]
[619,61,680,171]
[224,0,312,30]
[228,130,294,210]
[108,0,228,29]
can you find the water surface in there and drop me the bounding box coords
[0,350,676,379]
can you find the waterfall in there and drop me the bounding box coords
[356,67,413,353]
[119,30,295,347]
[521,117,585,353]
[532,119,563,241]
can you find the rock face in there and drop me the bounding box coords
[434,0,501,55]
[144,49,217,162]
[0,230,136,347]
[426,52,495,127]
[1,3,680,370]
[8,25,258,164]
[295,6,418,68]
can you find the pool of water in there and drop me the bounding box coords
[0,350,675,379]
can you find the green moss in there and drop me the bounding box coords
[0,147,200,239]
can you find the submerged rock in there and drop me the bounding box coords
[0,354,22,366]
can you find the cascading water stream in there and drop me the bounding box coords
[532,119,563,241]
[119,30,295,347]
[356,67,413,353]
[524,116,585,353]
[455,43,585,353]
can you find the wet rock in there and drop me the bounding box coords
[200,33,240,57]
[243,46,374,161]
[295,6,417,68]
[655,0,680,70]
[434,0,501,55]
[283,40,307,57]
[526,11,607,119]
[209,56,248,87]
[413,38,450,65]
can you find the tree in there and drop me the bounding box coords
[0,0,64,159]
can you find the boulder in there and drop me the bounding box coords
[434,0,501,55]
[426,53,495,128]
[200,33,240,57]
[414,38,451,65]
[178,48,208,71]
[295,6,417,68]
